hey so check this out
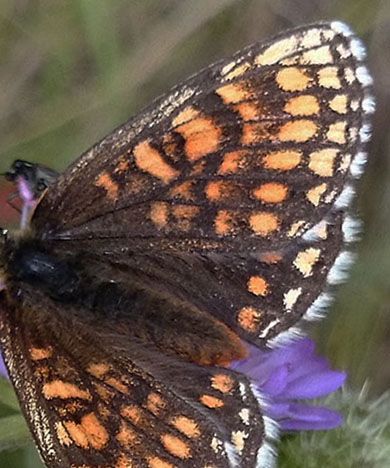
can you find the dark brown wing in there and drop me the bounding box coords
[0,292,268,468]
[30,22,373,346]
[32,21,372,244]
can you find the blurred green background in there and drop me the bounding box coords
[0,0,389,466]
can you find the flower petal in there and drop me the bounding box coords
[261,364,289,395]
[280,403,343,431]
[0,353,8,378]
[280,370,346,399]
[264,401,290,419]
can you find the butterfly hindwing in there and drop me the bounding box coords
[0,293,266,467]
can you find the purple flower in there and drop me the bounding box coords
[0,352,8,379]
[230,338,345,431]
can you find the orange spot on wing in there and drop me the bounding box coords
[200,394,224,408]
[248,276,269,296]
[309,149,338,176]
[161,434,192,459]
[169,181,193,200]
[172,106,200,127]
[249,212,279,236]
[242,122,270,145]
[218,150,247,174]
[222,61,251,80]
[95,172,119,201]
[258,251,283,264]
[176,116,222,161]
[150,202,169,229]
[134,140,178,184]
[147,457,174,468]
[172,205,199,231]
[43,381,91,401]
[104,376,130,395]
[121,404,142,425]
[205,181,225,201]
[253,183,288,203]
[216,82,251,104]
[214,210,234,235]
[145,393,166,416]
[115,455,136,468]
[172,205,199,219]
[276,67,311,91]
[98,402,110,421]
[234,101,262,121]
[86,362,110,378]
[263,150,301,170]
[30,347,52,360]
[237,307,261,332]
[170,416,200,439]
[64,401,83,415]
[63,420,89,449]
[284,95,320,116]
[93,383,115,403]
[80,413,109,450]
[190,160,206,176]
[211,374,234,394]
[278,119,317,142]
[116,421,138,449]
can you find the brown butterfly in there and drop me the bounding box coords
[0,21,373,468]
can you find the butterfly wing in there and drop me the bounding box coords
[33,21,371,241]
[31,21,373,346]
[0,292,268,468]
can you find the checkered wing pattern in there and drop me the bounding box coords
[32,22,373,346]
[0,295,265,468]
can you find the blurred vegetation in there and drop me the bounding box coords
[279,387,390,468]
[0,0,389,466]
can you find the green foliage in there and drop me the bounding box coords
[279,387,390,468]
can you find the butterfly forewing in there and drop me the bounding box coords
[31,22,372,346]
[33,21,370,244]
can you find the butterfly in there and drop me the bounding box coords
[0,21,373,468]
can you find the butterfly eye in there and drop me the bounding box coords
[36,180,48,192]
